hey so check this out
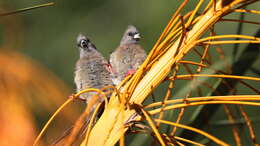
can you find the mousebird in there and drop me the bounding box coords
[110,25,147,86]
[75,34,113,103]
[53,34,113,145]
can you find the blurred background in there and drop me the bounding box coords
[0,0,259,145]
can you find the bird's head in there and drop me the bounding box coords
[120,25,141,45]
[77,34,97,52]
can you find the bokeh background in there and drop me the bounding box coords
[0,0,259,145]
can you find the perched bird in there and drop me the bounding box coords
[75,33,113,104]
[110,25,147,85]
[54,34,113,145]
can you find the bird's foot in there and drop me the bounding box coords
[104,63,114,74]
[125,69,136,77]
[69,94,86,102]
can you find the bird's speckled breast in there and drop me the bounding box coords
[75,55,113,101]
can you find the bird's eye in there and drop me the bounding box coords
[80,39,89,48]
[127,32,134,36]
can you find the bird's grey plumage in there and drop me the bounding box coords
[110,25,147,85]
[54,34,113,144]
[75,34,113,103]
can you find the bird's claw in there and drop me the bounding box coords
[104,63,114,74]
[69,94,86,102]
[125,69,136,77]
